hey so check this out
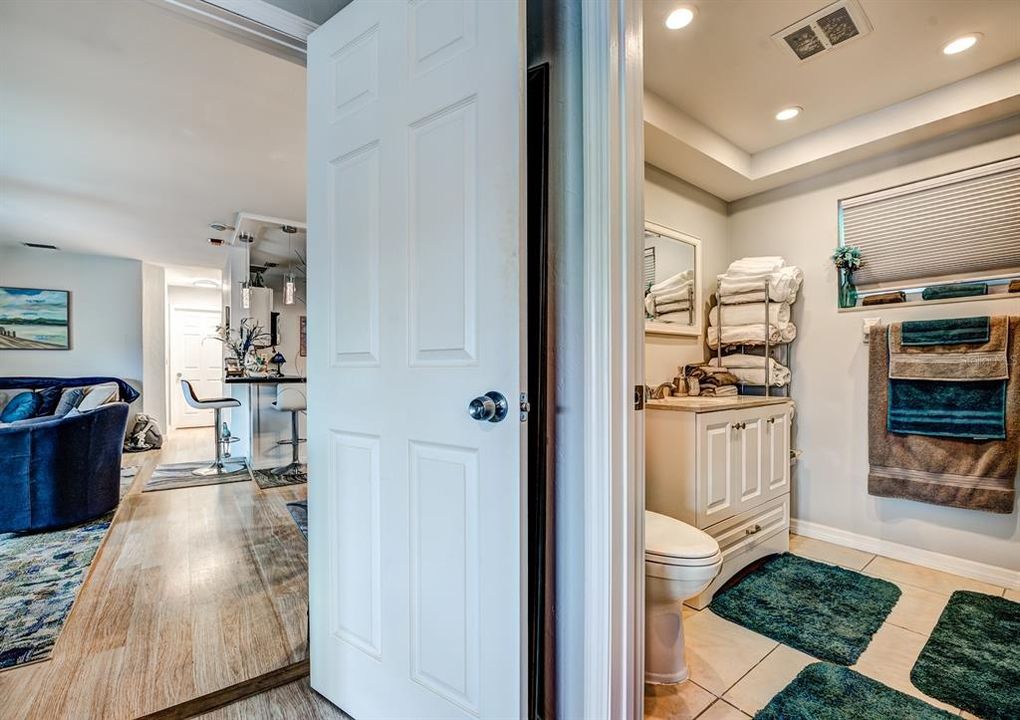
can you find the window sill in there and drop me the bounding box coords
[837,292,1020,313]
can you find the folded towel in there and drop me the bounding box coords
[726,257,785,276]
[684,365,740,388]
[900,317,990,346]
[708,355,791,387]
[718,266,803,305]
[655,301,691,313]
[650,269,694,295]
[700,385,738,397]
[921,283,988,301]
[650,284,693,303]
[889,317,1008,381]
[709,302,790,327]
[707,322,797,348]
[868,319,1020,513]
[1010,279,1020,294]
[862,291,906,306]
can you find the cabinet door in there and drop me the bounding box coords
[763,407,791,497]
[696,413,736,527]
[735,414,765,511]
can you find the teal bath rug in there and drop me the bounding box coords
[756,662,955,719]
[911,591,1020,720]
[0,513,113,669]
[710,553,900,665]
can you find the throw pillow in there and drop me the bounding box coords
[0,388,30,414]
[54,387,87,417]
[36,385,64,416]
[0,391,41,422]
[77,382,119,412]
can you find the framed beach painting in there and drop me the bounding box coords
[0,287,71,350]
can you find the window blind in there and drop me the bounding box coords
[839,157,1020,288]
[643,245,656,289]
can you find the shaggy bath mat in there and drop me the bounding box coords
[710,553,900,665]
[286,501,308,540]
[756,662,956,719]
[911,591,1020,720]
[143,461,251,492]
[0,513,113,670]
[252,468,308,490]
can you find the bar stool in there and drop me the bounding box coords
[271,383,307,477]
[179,378,245,477]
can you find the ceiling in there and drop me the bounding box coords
[0,0,306,269]
[644,0,1020,200]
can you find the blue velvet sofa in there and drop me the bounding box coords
[0,377,138,533]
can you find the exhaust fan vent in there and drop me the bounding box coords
[772,0,872,62]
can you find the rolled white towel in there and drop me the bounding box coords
[707,354,791,387]
[718,266,803,304]
[649,282,693,303]
[709,302,790,327]
[650,269,694,295]
[707,322,797,348]
[726,256,785,277]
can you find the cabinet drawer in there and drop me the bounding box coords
[704,494,789,562]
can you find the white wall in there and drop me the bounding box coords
[142,263,168,428]
[728,120,1020,572]
[644,165,729,384]
[0,246,143,388]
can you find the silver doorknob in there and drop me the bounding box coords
[468,391,509,423]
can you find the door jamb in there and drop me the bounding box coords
[581,0,645,717]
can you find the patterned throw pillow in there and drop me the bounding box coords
[54,387,87,417]
[36,386,65,416]
[0,391,41,422]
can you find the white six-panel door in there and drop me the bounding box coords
[306,1,524,718]
[170,307,222,429]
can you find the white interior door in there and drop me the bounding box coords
[170,307,223,429]
[306,1,524,717]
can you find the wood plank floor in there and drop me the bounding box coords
[0,429,317,720]
[194,678,351,720]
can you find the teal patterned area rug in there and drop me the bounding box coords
[0,513,114,670]
[756,663,955,719]
[710,553,901,665]
[911,591,1020,720]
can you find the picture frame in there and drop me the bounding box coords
[0,286,71,350]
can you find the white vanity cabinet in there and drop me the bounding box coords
[646,396,794,608]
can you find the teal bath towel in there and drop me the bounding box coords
[888,379,1006,440]
[900,317,990,346]
[921,283,988,301]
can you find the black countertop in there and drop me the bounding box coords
[225,376,307,384]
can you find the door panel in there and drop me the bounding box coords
[307,1,524,717]
[765,409,791,494]
[697,414,734,527]
[737,415,764,509]
[170,308,222,429]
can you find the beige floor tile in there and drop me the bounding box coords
[644,680,715,720]
[852,623,956,713]
[789,535,875,571]
[722,644,815,716]
[864,556,1003,597]
[697,700,751,720]
[883,581,951,636]
[1004,588,1020,602]
[683,610,778,697]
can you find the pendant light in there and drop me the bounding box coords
[241,280,251,309]
[283,228,296,305]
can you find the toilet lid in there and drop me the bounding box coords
[645,511,719,565]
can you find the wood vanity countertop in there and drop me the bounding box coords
[646,395,792,413]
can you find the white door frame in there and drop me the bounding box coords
[581,0,645,717]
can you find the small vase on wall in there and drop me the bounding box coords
[838,268,858,309]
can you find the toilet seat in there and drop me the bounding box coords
[645,510,722,568]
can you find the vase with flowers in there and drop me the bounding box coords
[212,318,271,376]
[832,245,863,309]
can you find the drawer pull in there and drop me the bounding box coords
[745,524,763,536]
[767,417,775,425]
[734,422,745,430]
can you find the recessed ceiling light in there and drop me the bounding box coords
[943,34,980,55]
[665,7,695,30]
[775,106,802,121]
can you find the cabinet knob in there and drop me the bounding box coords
[745,524,763,536]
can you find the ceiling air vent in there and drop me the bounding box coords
[772,0,872,63]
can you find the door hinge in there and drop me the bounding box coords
[634,385,645,411]
[519,392,531,422]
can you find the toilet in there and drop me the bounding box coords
[645,510,723,684]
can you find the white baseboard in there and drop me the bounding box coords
[791,518,1020,592]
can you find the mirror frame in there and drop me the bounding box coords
[643,221,703,338]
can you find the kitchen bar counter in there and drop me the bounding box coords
[225,376,307,384]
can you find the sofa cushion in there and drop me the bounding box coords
[36,385,65,416]
[54,387,87,417]
[77,382,119,412]
[0,391,41,422]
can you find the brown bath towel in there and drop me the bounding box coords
[1009,279,1020,294]
[862,291,906,306]
[888,316,1009,381]
[868,318,1020,513]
